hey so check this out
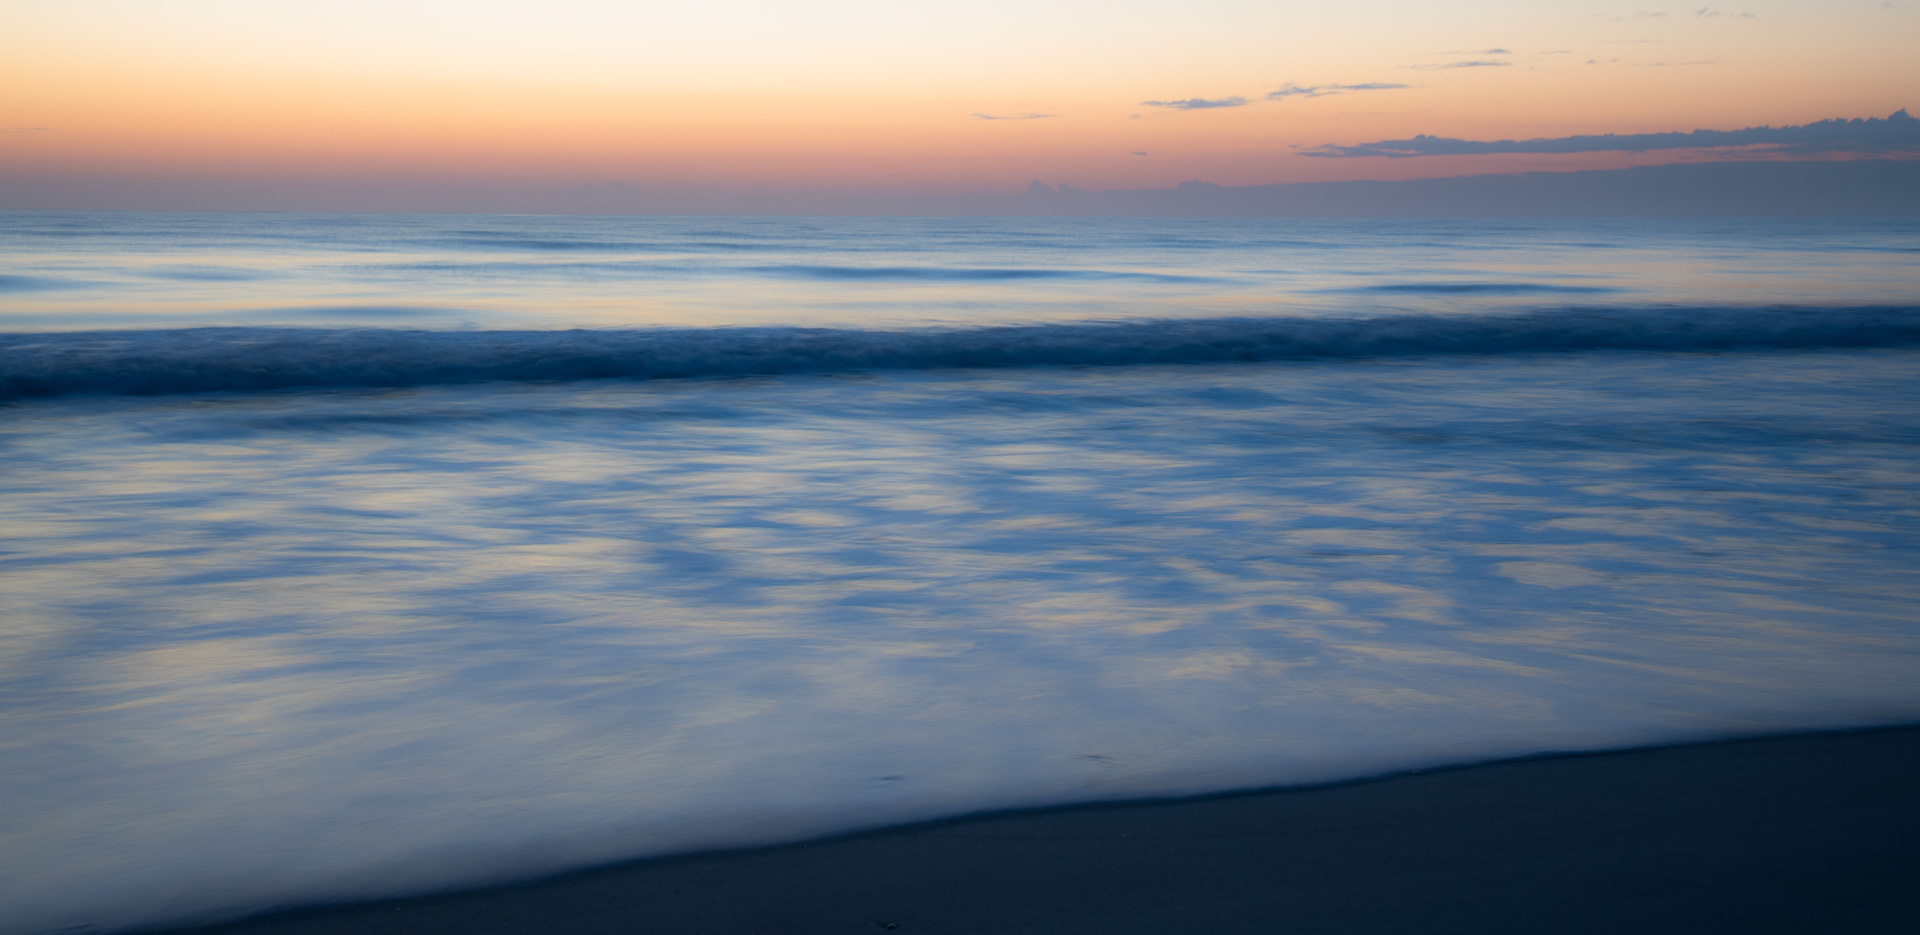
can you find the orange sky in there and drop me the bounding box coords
[2,1,1915,210]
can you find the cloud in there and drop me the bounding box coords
[1406,60,1512,70]
[1301,109,1920,158]
[1267,82,1409,100]
[4,127,49,133]
[1695,7,1757,17]
[973,113,1054,120]
[1131,151,1150,156]
[1142,96,1248,110]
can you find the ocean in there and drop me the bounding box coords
[3,213,1919,934]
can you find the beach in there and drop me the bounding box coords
[4,214,1918,935]
[158,726,1920,934]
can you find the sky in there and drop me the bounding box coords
[2,0,1916,211]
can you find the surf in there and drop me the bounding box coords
[6,305,1918,401]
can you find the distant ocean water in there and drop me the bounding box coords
[3,213,1919,934]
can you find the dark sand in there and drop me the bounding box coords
[158,727,1920,935]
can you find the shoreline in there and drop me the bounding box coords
[149,725,1920,935]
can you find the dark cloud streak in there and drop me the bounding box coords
[1267,82,1408,100]
[1142,97,1248,110]
[1303,109,1920,158]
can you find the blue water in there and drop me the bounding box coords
[3,213,1920,934]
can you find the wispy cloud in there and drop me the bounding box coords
[1695,7,1757,17]
[1267,82,1408,100]
[1302,109,1920,158]
[4,127,49,133]
[972,113,1054,120]
[1406,60,1512,70]
[1142,96,1248,110]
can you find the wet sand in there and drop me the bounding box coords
[155,726,1920,935]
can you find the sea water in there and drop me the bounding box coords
[2,214,1918,934]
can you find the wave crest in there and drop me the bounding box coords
[4,306,1917,401]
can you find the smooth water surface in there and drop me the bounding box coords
[3,213,1917,330]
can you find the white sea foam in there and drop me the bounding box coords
[2,350,1918,933]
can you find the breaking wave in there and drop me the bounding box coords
[4,305,1917,401]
